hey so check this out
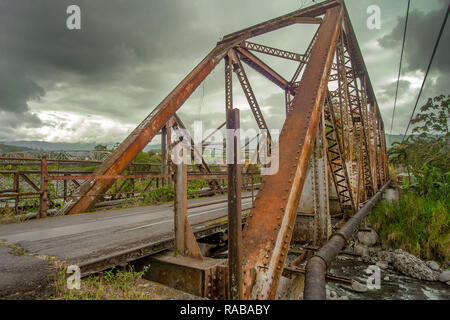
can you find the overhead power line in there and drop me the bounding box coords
[401,3,449,144]
[390,0,410,137]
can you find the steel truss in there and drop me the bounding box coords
[63,0,388,300]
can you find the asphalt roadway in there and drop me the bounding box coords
[0,193,252,298]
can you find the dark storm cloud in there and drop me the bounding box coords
[378,3,450,75]
[377,79,412,104]
[2,0,443,142]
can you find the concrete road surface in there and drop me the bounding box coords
[0,193,252,264]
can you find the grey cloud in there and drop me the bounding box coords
[377,4,450,75]
[376,79,412,104]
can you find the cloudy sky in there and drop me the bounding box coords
[0,0,448,146]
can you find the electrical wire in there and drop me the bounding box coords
[389,0,410,137]
[401,3,449,143]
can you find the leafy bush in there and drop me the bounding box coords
[142,185,174,203]
[369,192,449,262]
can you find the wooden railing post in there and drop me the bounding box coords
[39,156,48,219]
[13,171,19,214]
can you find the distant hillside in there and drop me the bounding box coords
[385,134,405,148]
[0,143,34,154]
[1,140,108,151]
[1,140,162,153]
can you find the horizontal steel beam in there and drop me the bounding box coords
[218,0,337,45]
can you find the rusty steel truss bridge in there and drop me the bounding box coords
[54,0,389,300]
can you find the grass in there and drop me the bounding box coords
[369,192,450,262]
[53,266,151,300]
[0,206,27,224]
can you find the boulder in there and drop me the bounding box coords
[358,229,378,247]
[378,251,393,265]
[439,270,450,283]
[355,244,370,257]
[391,249,439,281]
[426,261,440,272]
[350,280,368,293]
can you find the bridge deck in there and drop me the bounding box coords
[0,194,252,276]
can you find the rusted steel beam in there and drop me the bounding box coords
[339,2,388,183]
[0,191,41,198]
[235,47,293,94]
[39,157,48,219]
[13,172,19,214]
[324,92,356,214]
[290,27,320,85]
[161,124,168,186]
[226,108,243,300]
[241,6,343,300]
[231,52,271,143]
[225,54,233,112]
[64,45,227,215]
[218,0,337,45]
[240,41,305,62]
[48,173,170,181]
[20,174,40,192]
[311,111,331,246]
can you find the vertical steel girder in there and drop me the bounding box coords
[324,93,356,214]
[311,111,332,246]
[241,6,343,299]
[225,55,233,111]
[334,31,374,204]
[227,108,243,300]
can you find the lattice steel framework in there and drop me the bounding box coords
[63,0,388,300]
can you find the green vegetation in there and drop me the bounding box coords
[370,94,449,262]
[370,168,449,262]
[54,266,151,300]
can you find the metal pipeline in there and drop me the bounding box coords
[304,180,391,299]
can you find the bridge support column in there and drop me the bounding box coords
[226,108,243,300]
[173,149,203,259]
[311,113,331,246]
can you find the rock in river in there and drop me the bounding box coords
[439,270,450,283]
[357,229,378,247]
[391,249,439,281]
[426,261,440,272]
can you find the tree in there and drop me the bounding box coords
[388,94,450,176]
[94,144,108,151]
[407,94,450,172]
